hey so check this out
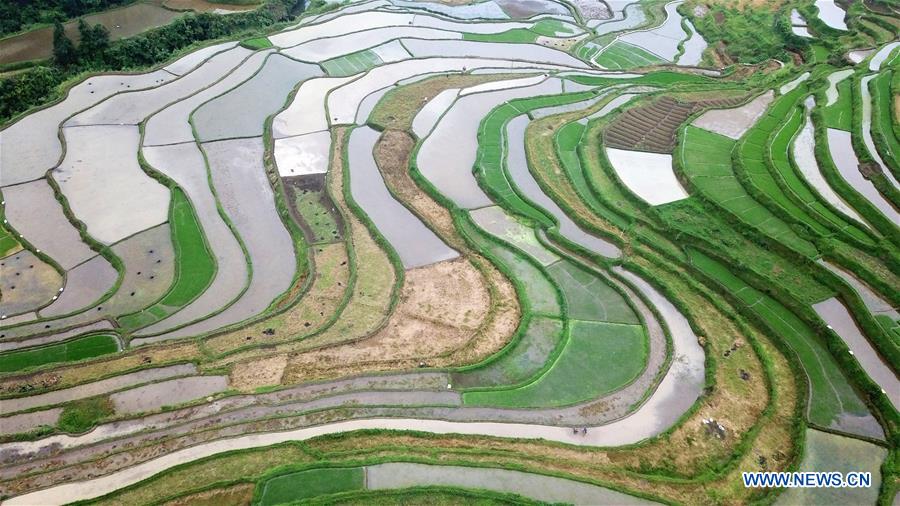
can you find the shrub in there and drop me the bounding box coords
[57,397,114,433]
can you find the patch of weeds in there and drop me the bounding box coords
[57,397,113,433]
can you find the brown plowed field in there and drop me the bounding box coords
[603,95,747,153]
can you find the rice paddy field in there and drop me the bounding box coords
[0,0,898,505]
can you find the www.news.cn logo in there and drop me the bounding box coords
[742,472,872,488]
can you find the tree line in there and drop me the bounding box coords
[0,0,135,37]
[1,0,310,124]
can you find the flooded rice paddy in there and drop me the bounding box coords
[348,126,458,268]
[814,0,848,30]
[1,180,97,269]
[605,147,688,205]
[1,1,896,504]
[137,142,249,336]
[193,54,321,141]
[39,255,118,318]
[507,115,621,257]
[136,138,295,342]
[417,76,561,208]
[793,100,868,225]
[367,463,657,504]
[56,125,170,244]
[275,131,332,177]
[812,297,899,407]
[826,128,900,224]
[692,90,773,140]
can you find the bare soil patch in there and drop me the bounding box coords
[604,94,748,153]
[277,117,519,383]
[281,257,492,380]
[0,250,61,317]
[202,242,350,356]
[402,258,489,328]
[230,355,288,392]
[300,253,797,504]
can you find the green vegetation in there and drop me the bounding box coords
[0,217,20,257]
[117,189,216,329]
[594,41,664,69]
[1,0,304,124]
[58,397,114,433]
[856,18,894,45]
[547,260,638,324]
[869,70,899,173]
[684,2,805,64]
[464,19,576,44]
[241,36,273,49]
[764,104,871,244]
[555,120,630,230]
[453,316,564,389]
[475,92,594,227]
[294,188,341,244]
[530,19,576,37]
[464,30,538,44]
[679,124,819,258]
[823,79,852,131]
[687,249,870,428]
[299,486,545,505]
[0,334,118,373]
[809,45,831,65]
[656,198,832,305]
[464,321,647,408]
[258,467,364,505]
[566,71,716,88]
[736,87,865,243]
[322,48,383,76]
[0,0,135,37]
[52,21,77,67]
[457,213,561,317]
[3,4,899,504]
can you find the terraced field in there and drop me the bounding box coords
[0,0,897,505]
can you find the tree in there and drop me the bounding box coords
[77,19,110,64]
[52,22,77,67]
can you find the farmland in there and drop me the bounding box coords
[0,0,897,505]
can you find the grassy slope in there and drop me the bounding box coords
[0,227,20,257]
[322,50,381,77]
[294,188,340,244]
[241,36,273,50]
[738,86,873,246]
